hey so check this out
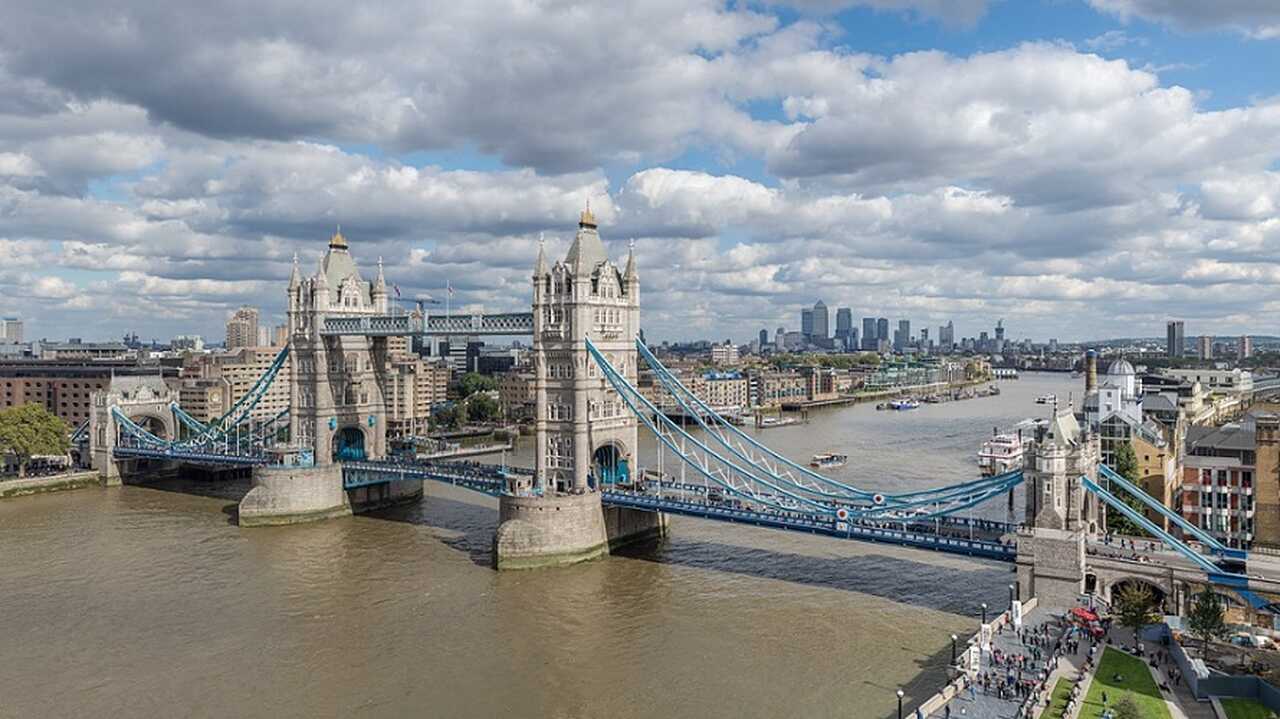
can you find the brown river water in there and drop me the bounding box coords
[0,373,1078,719]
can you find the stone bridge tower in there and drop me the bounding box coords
[90,376,178,485]
[1016,408,1102,607]
[531,206,639,494]
[287,229,389,465]
[493,208,664,570]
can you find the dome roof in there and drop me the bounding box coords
[1107,359,1135,376]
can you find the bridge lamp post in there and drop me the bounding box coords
[896,689,904,719]
[950,633,958,664]
[980,602,987,624]
[1008,583,1015,609]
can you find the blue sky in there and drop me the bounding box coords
[3,0,1280,344]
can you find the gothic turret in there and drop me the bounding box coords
[564,206,608,276]
[372,257,388,313]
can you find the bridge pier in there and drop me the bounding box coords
[493,492,667,570]
[239,464,352,527]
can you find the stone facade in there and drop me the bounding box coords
[530,208,639,493]
[287,230,389,464]
[90,376,178,485]
[239,463,351,526]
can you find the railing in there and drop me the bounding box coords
[320,312,534,336]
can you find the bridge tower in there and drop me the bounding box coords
[89,376,178,485]
[494,208,664,569]
[1016,408,1102,606]
[532,206,639,493]
[286,230,389,465]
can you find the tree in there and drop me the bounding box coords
[429,403,465,431]
[0,403,70,478]
[1113,696,1141,719]
[458,372,497,398]
[467,394,500,423]
[1105,442,1152,538]
[1186,585,1228,658]
[1113,582,1162,648]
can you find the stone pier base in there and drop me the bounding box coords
[347,479,424,513]
[238,464,351,527]
[493,492,667,570]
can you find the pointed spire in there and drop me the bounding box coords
[329,224,348,250]
[565,202,607,273]
[373,256,387,292]
[288,252,301,288]
[534,231,548,275]
[623,238,637,281]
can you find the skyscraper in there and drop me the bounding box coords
[0,317,22,344]
[775,326,785,350]
[835,307,852,349]
[861,317,877,351]
[876,318,889,347]
[1240,335,1253,359]
[759,329,769,348]
[1198,335,1213,360]
[894,319,910,352]
[1166,320,1185,358]
[225,306,261,349]
[801,308,815,340]
[812,301,829,340]
[938,321,954,351]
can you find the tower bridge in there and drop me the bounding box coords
[80,212,1280,616]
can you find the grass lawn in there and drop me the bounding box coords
[1221,698,1277,719]
[1045,678,1074,718]
[1078,647,1170,719]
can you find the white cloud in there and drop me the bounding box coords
[1087,0,1280,38]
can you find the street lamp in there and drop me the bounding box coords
[950,633,958,664]
[896,689,905,719]
[1009,583,1016,609]
[981,602,988,624]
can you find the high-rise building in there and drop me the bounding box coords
[1240,335,1253,359]
[834,308,852,349]
[939,321,954,351]
[0,317,23,344]
[848,329,858,352]
[1166,320,1185,358]
[775,327,785,350]
[876,318,889,348]
[1198,335,1213,360]
[225,306,261,349]
[759,329,769,349]
[861,317,877,351]
[811,301,829,341]
[801,308,815,341]
[894,319,910,352]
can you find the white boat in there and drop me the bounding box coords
[978,430,1024,476]
[810,453,848,469]
[889,398,920,410]
[759,416,800,428]
[1035,393,1057,405]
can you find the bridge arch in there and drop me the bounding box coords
[333,425,367,462]
[590,440,630,488]
[130,413,172,441]
[1106,576,1169,610]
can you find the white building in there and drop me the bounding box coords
[710,342,739,366]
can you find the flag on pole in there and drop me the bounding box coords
[394,284,401,298]
[447,280,455,296]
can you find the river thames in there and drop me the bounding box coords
[0,372,1078,719]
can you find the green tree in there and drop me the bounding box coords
[458,372,497,398]
[467,394,500,423]
[1113,582,1162,648]
[1186,585,1228,658]
[1113,696,1141,719]
[1105,442,1153,537]
[430,403,465,431]
[0,403,70,478]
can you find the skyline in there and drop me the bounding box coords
[2,1,1280,343]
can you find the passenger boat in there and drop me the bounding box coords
[1035,393,1056,405]
[759,416,800,428]
[978,430,1024,476]
[809,453,848,469]
[888,398,920,410]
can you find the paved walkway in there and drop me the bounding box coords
[928,605,1084,719]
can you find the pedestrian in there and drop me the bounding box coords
[944,704,951,719]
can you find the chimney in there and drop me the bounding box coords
[1085,349,1097,393]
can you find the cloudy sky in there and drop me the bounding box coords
[2,0,1279,345]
